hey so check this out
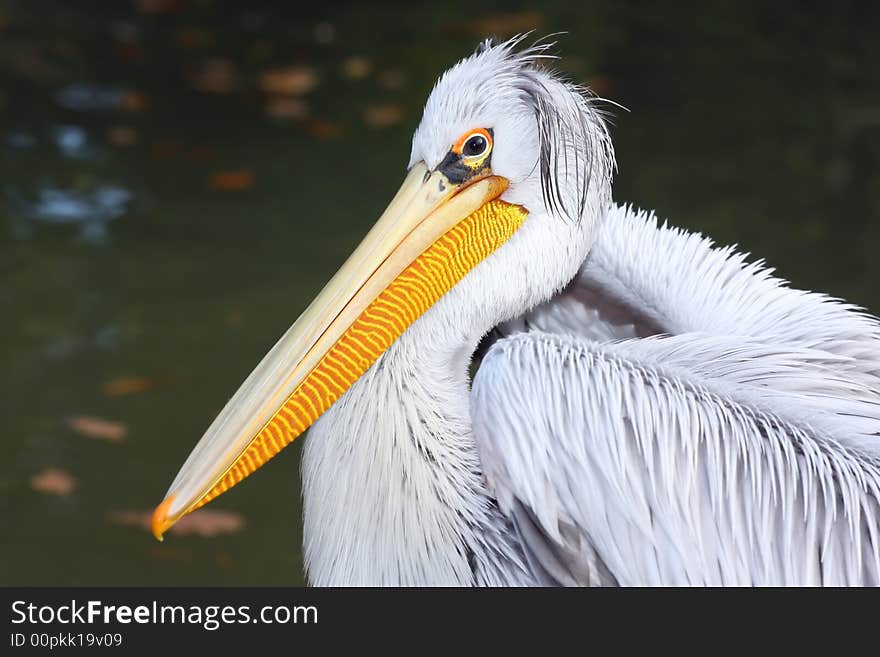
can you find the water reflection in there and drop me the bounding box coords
[10,184,132,243]
[1,0,878,585]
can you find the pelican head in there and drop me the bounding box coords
[151,37,614,582]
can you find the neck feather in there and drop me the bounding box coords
[299,205,590,586]
[300,298,531,586]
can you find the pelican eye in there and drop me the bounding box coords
[440,128,494,184]
[452,128,493,163]
[463,134,488,157]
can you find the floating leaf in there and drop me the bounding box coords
[225,310,244,327]
[107,125,137,147]
[378,69,405,90]
[265,96,308,120]
[303,119,343,140]
[589,75,610,96]
[112,509,245,537]
[341,56,371,80]
[190,57,240,94]
[103,376,157,396]
[111,510,147,530]
[67,415,127,443]
[209,170,255,191]
[31,468,77,496]
[259,66,318,96]
[458,11,543,37]
[363,103,405,128]
[119,91,146,112]
[174,510,246,536]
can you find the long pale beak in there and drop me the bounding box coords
[151,162,527,539]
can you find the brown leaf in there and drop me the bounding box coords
[67,415,127,443]
[107,125,137,147]
[259,66,318,96]
[119,91,146,113]
[303,119,343,140]
[110,510,151,531]
[363,103,405,128]
[588,75,611,96]
[190,57,240,94]
[175,510,245,536]
[265,96,308,121]
[456,11,543,37]
[103,376,157,397]
[225,310,244,327]
[378,69,405,90]
[31,468,77,496]
[341,56,372,80]
[112,509,245,537]
[209,170,255,192]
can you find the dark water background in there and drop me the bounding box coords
[1,0,878,585]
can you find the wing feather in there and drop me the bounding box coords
[473,206,880,585]
[502,206,880,387]
[473,332,880,585]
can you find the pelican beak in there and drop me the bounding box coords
[151,161,527,539]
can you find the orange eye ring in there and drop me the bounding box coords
[453,128,493,158]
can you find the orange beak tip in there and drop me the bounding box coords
[151,494,177,542]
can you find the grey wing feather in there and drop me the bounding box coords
[473,332,880,585]
[504,205,880,387]
[473,205,880,585]
[510,498,618,586]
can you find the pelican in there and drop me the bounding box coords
[152,36,880,586]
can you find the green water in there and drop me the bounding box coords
[1,0,878,585]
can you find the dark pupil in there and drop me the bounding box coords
[463,135,487,157]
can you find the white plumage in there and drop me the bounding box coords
[474,206,880,585]
[297,37,880,585]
